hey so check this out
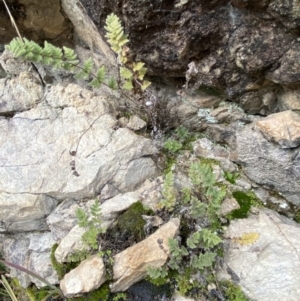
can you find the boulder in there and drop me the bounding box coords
[60,255,106,297]
[236,124,300,206]
[0,78,158,232]
[255,110,300,148]
[110,218,180,292]
[220,209,300,301]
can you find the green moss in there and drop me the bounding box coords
[117,201,153,242]
[227,191,263,220]
[228,191,252,219]
[294,211,300,223]
[221,281,250,301]
[198,157,220,166]
[71,282,110,301]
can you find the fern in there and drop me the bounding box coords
[160,172,176,211]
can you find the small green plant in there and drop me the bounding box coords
[148,161,226,297]
[112,292,127,301]
[0,275,18,301]
[221,281,250,301]
[75,199,106,250]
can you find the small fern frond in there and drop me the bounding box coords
[105,14,129,53]
[108,77,118,90]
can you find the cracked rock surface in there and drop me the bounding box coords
[0,73,158,233]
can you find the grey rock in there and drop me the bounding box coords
[60,255,106,297]
[220,209,300,301]
[0,70,43,113]
[0,193,58,233]
[127,115,147,131]
[0,82,158,233]
[47,199,79,241]
[3,232,58,288]
[236,124,300,206]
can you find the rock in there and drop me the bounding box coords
[110,218,180,292]
[220,198,240,216]
[220,209,300,301]
[171,292,197,301]
[3,232,58,288]
[126,115,147,131]
[61,0,115,65]
[0,193,58,233]
[0,0,72,45]
[236,124,300,206]
[0,71,43,113]
[0,80,158,232]
[255,110,300,148]
[60,255,106,297]
[54,225,87,263]
[278,90,300,111]
[46,199,79,241]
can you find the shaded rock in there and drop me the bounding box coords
[61,0,115,65]
[110,218,180,292]
[236,124,300,206]
[60,255,106,297]
[0,71,43,114]
[255,110,300,148]
[127,115,147,131]
[0,0,72,45]
[220,209,300,301]
[0,193,57,233]
[278,90,300,111]
[46,199,79,241]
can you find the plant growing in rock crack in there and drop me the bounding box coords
[68,200,106,262]
[148,161,226,297]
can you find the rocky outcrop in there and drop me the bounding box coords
[236,121,300,206]
[0,73,158,233]
[220,209,300,301]
[74,0,300,113]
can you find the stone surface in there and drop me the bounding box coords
[255,110,300,148]
[60,255,106,297]
[0,71,43,113]
[46,199,79,241]
[3,232,58,288]
[0,0,72,45]
[54,225,88,263]
[126,115,147,131]
[78,0,300,108]
[0,78,158,232]
[0,193,58,233]
[236,124,300,206]
[110,218,180,292]
[220,209,300,301]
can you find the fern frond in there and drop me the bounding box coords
[105,14,129,53]
[108,77,118,90]
[75,208,89,228]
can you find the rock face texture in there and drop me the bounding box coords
[236,123,300,206]
[76,0,300,112]
[0,73,158,233]
[220,209,300,301]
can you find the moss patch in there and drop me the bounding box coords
[221,281,250,301]
[117,201,154,242]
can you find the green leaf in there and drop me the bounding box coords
[133,62,145,71]
[75,208,89,228]
[120,67,133,79]
[191,252,216,270]
[200,229,222,249]
[122,80,133,90]
[141,80,151,91]
[138,67,147,80]
[108,77,118,90]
